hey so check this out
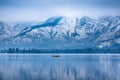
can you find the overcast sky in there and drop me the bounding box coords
[0,0,120,22]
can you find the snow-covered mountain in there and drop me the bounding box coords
[0,16,120,49]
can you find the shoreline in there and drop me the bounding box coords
[0,53,120,56]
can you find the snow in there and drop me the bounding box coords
[0,16,120,49]
[99,42,111,48]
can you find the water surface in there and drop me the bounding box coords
[0,54,120,80]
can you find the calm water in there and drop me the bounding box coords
[0,54,120,80]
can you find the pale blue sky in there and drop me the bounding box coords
[0,0,120,22]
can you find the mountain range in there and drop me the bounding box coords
[0,16,120,49]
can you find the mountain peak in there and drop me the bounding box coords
[0,16,120,49]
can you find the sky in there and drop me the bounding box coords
[0,0,120,22]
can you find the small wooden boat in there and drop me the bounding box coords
[52,55,60,58]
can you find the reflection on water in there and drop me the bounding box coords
[0,54,120,80]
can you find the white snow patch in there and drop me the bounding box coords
[99,42,111,48]
[115,38,120,44]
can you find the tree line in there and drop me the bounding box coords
[0,48,120,53]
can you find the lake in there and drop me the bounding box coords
[0,54,120,80]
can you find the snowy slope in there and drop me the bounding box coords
[0,16,120,49]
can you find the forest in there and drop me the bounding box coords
[0,48,120,53]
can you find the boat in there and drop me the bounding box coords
[52,55,60,58]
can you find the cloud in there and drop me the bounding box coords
[0,6,120,22]
[0,0,120,22]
